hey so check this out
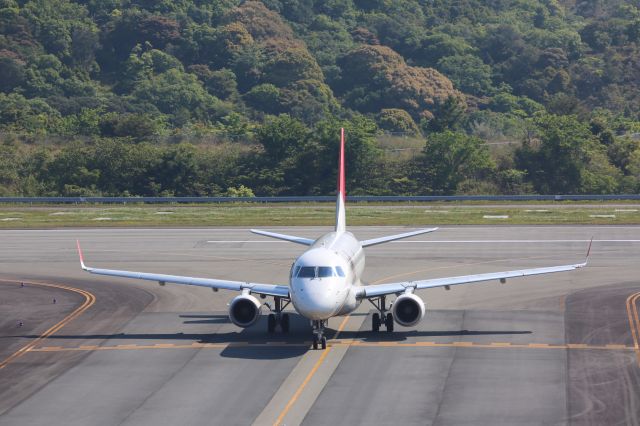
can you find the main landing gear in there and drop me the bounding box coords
[267,296,291,333]
[312,320,327,350]
[368,296,394,332]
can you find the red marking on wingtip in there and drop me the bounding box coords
[76,240,84,264]
[586,237,593,258]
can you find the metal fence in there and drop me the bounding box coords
[1,195,640,204]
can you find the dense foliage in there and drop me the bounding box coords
[2,0,640,196]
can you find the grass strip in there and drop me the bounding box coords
[1,203,640,228]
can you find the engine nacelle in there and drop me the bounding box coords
[228,294,262,327]
[392,293,426,327]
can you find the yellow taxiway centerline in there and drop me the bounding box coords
[0,278,96,370]
[26,341,636,353]
[272,314,350,426]
[626,291,640,367]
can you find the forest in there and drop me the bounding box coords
[2,0,640,196]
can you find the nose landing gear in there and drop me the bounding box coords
[312,320,327,350]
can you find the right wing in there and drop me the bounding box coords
[358,261,586,298]
[250,229,315,246]
[358,239,592,299]
[76,241,290,298]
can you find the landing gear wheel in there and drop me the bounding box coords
[313,335,319,350]
[321,336,327,349]
[372,313,380,332]
[267,314,276,333]
[281,313,290,333]
[385,313,394,332]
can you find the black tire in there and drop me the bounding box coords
[321,336,327,350]
[385,313,394,332]
[281,313,290,333]
[267,314,276,333]
[372,313,380,332]
[313,336,319,350]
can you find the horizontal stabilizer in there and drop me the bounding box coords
[361,227,438,247]
[250,229,315,246]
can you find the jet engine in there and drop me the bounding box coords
[392,293,425,327]
[228,294,262,327]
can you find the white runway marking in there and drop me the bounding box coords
[205,239,640,244]
[3,225,640,233]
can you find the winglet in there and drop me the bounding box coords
[576,237,593,268]
[76,240,88,271]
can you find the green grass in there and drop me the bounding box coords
[1,203,639,228]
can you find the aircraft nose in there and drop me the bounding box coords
[291,280,338,320]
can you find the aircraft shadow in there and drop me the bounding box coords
[5,312,533,359]
[337,329,533,343]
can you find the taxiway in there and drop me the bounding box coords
[1,226,639,425]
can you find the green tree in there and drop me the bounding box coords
[417,131,495,195]
[377,108,420,135]
[423,96,466,133]
[436,54,494,97]
[516,113,621,194]
[244,83,281,114]
[256,114,309,162]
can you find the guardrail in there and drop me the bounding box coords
[1,195,640,204]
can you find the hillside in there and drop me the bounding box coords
[2,0,640,196]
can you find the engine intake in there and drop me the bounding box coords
[392,293,425,327]
[229,294,262,327]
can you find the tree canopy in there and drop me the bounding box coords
[2,0,640,197]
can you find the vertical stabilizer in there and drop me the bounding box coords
[336,128,346,233]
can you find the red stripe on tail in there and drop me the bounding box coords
[338,128,345,200]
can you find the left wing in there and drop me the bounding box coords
[358,240,591,299]
[76,241,290,298]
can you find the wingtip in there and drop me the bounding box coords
[581,237,594,267]
[76,239,87,270]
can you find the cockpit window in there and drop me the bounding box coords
[291,266,300,278]
[296,266,343,278]
[298,266,316,278]
[318,266,334,278]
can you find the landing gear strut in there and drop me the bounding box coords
[368,296,394,332]
[312,320,327,350]
[267,296,291,333]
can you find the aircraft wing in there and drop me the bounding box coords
[358,240,592,299]
[358,261,586,298]
[76,241,290,298]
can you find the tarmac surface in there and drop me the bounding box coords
[1,226,639,425]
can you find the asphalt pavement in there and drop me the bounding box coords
[0,226,639,425]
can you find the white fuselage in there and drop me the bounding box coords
[289,231,364,320]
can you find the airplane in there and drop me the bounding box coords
[76,128,591,350]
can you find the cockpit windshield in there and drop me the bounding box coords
[298,266,316,278]
[318,267,334,278]
[296,266,344,279]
